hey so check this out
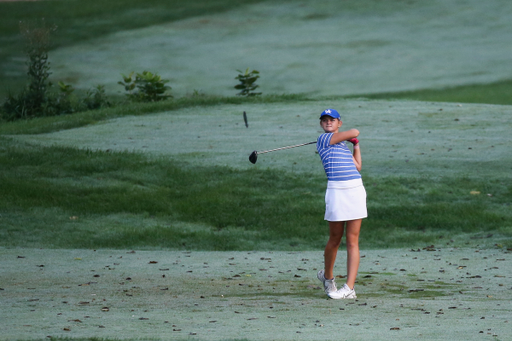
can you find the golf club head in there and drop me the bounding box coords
[249,151,258,164]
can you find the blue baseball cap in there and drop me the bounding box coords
[319,109,341,119]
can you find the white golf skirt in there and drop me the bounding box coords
[324,179,367,222]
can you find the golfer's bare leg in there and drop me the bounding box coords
[324,221,344,280]
[345,219,362,289]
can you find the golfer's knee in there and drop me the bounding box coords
[346,237,359,250]
[327,237,342,249]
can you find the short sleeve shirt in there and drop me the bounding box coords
[317,133,361,181]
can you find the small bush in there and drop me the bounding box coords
[83,85,110,110]
[1,20,111,121]
[1,20,56,120]
[234,68,261,96]
[118,71,172,102]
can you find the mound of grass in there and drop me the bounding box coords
[1,95,511,251]
[1,136,510,250]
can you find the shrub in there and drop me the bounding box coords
[234,68,261,96]
[0,20,113,121]
[1,20,56,120]
[83,85,110,110]
[118,71,172,102]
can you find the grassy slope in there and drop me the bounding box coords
[3,0,512,101]
[2,135,510,251]
[42,0,512,98]
[0,0,511,251]
[0,0,271,98]
[2,98,511,250]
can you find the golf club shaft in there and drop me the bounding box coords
[257,141,316,155]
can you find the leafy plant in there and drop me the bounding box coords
[234,68,261,96]
[1,20,56,120]
[83,85,110,110]
[22,20,55,111]
[118,71,172,102]
[40,81,76,116]
[0,21,109,120]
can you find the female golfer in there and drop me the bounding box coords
[316,108,367,299]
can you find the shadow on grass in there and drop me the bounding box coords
[346,78,512,105]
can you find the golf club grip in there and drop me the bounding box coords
[257,141,316,155]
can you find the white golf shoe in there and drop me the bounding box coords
[317,270,339,298]
[332,283,357,299]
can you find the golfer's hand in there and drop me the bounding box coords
[347,138,359,145]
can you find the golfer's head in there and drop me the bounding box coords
[319,109,342,132]
[319,109,341,121]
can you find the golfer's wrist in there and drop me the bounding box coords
[353,144,360,149]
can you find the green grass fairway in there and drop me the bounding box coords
[11,99,512,178]
[39,0,512,98]
[1,0,512,339]
[1,247,510,341]
[5,99,511,251]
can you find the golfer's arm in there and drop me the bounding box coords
[352,145,362,171]
[329,129,359,145]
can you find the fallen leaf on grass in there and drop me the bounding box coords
[78,282,97,286]
[307,285,321,290]
[390,327,400,330]
[148,261,158,264]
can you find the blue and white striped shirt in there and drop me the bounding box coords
[317,133,361,181]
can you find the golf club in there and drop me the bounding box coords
[243,111,248,128]
[249,141,316,164]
